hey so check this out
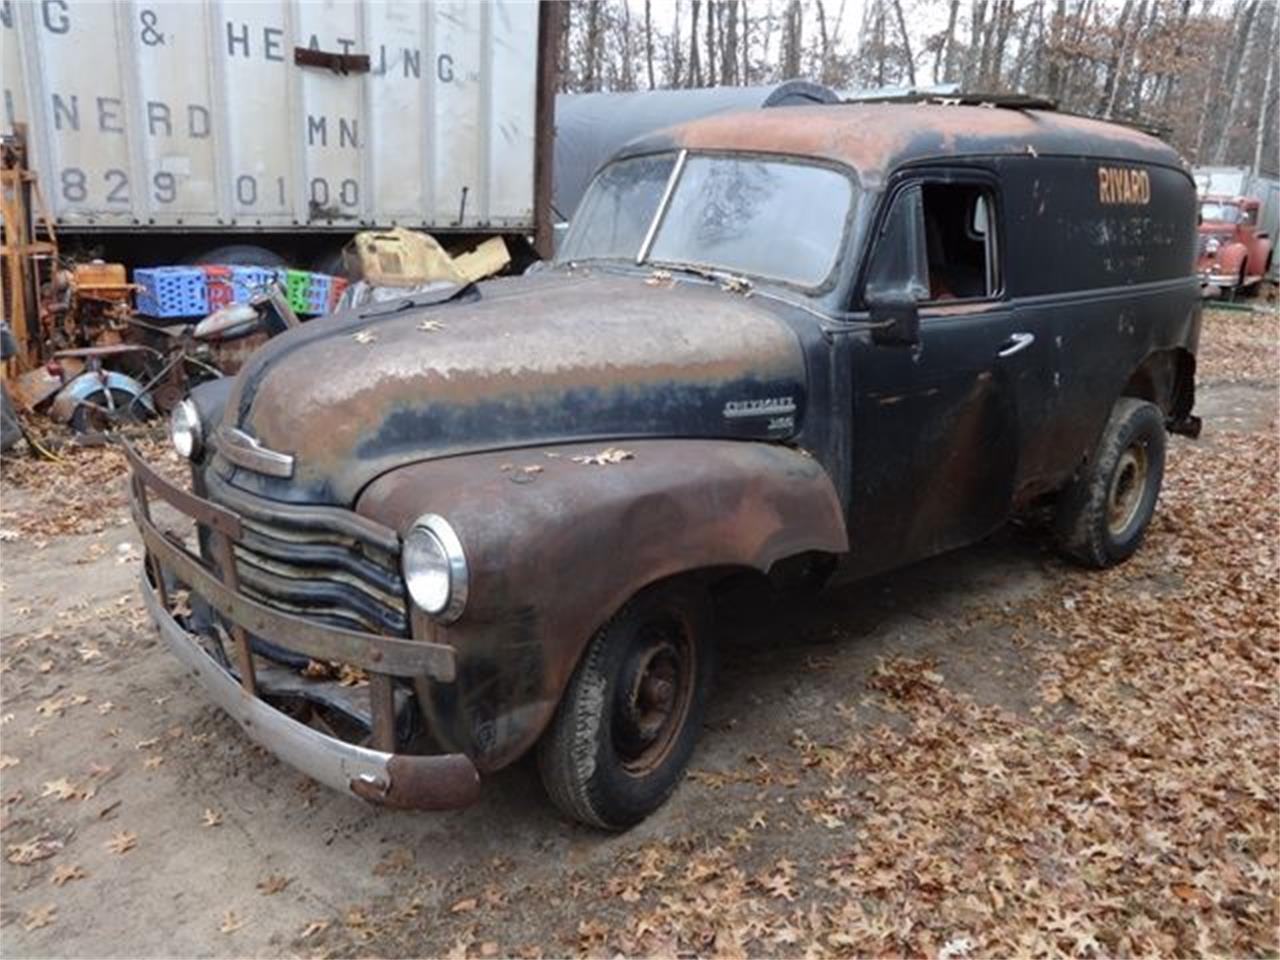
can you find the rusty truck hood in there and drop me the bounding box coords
[219,271,808,504]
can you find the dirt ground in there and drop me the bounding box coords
[0,309,1276,959]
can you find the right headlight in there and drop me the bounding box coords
[170,399,203,460]
[402,514,468,623]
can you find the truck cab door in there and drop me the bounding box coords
[843,174,1052,577]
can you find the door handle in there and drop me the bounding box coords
[997,332,1035,357]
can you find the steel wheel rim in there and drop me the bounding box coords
[614,614,695,776]
[1107,444,1149,536]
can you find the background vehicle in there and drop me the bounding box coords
[1196,194,1274,294]
[1193,165,1279,286]
[1,0,557,266]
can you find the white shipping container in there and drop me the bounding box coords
[2,0,547,235]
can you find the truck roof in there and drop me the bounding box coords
[619,103,1188,188]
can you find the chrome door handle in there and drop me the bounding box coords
[997,332,1035,357]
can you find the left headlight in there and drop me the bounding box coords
[1205,237,1221,255]
[402,514,468,623]
[170,399,203,460]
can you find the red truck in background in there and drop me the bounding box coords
[1196,195,1273,295]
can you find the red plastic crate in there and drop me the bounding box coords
[328,277,349,312]
[202,265,234,311]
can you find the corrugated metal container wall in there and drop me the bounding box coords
[1,0,540,233]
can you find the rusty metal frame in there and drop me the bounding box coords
[125,439,457,726]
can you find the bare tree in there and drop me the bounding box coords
[891,0,916,87]
[935,0,960,84]
[781,0,802,78]
[689,0,702,86]
[1212,0,1260,163]
[1254,16,1276,175]
[645,0,656,89]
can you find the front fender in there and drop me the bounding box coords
[356,439,847,771]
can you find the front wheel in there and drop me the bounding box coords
[1054,397,1167,568]
[537,581,714,830]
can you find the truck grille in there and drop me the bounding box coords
[203,473,408,637]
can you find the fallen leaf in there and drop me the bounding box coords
[257,874,290,895]
[142,756,164,770]
[450,897,479,914]
[40,778,79,801]
[105,831,137,855]
[220,910,245,934]
[352,329,376,345]
[571,446,634,466]
[300,919,330,939]
[51,863,86,886]
[0,755,19,769]
[417,320,446,332]
[7,835,62,865]
[21,904,55,931]
[202,808,223,828]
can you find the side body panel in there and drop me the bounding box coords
[998,154,1200,484]
[840,154,1199,577]
[356,439,847,771]
[2,0,541,233]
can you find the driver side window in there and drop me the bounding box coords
[865,181,1001,304]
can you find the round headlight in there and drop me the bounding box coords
[170,399,203,460]
[1205,237,1221,255]
[402,514,468,622]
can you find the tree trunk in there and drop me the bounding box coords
[783,0,802,79]
[891,0,916,87]
[1254,11,1277,175]
[705,0,716,86]
[723,1,739,86]
[1212,0,1260,163]
[741,2,752,85]
[936,0,961,84]
[645,0,656,89]
[965,0,988,90]
[689,0,702,86]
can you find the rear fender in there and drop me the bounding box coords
[1122,347,1198,436]
[357,439,847,770]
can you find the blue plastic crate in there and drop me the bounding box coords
[134,267,208,318]
[230,266,276,304]
[301,273,334,314]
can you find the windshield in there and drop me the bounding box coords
[559,152,855,289]
[1200,201,1240,224]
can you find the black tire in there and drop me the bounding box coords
[1054,397,1166,568]
[190,244,286,268]
[537,580,715,830]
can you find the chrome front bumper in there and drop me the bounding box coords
[126,442,480,812]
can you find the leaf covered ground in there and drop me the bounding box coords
[0,308,1276,958]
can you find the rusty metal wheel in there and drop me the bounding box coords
[1055,397,1165,569]
[538,580,714,830]
[1105,444,1149,538]
[613,617,695,776]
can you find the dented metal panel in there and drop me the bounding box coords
[220,271,811,504]
[356,438,849,770]
[2,0,541,232]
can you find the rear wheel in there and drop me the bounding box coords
[537,581,714,830]
[1054,398,1166,568]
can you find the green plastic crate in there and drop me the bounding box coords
[284,269,314,315]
